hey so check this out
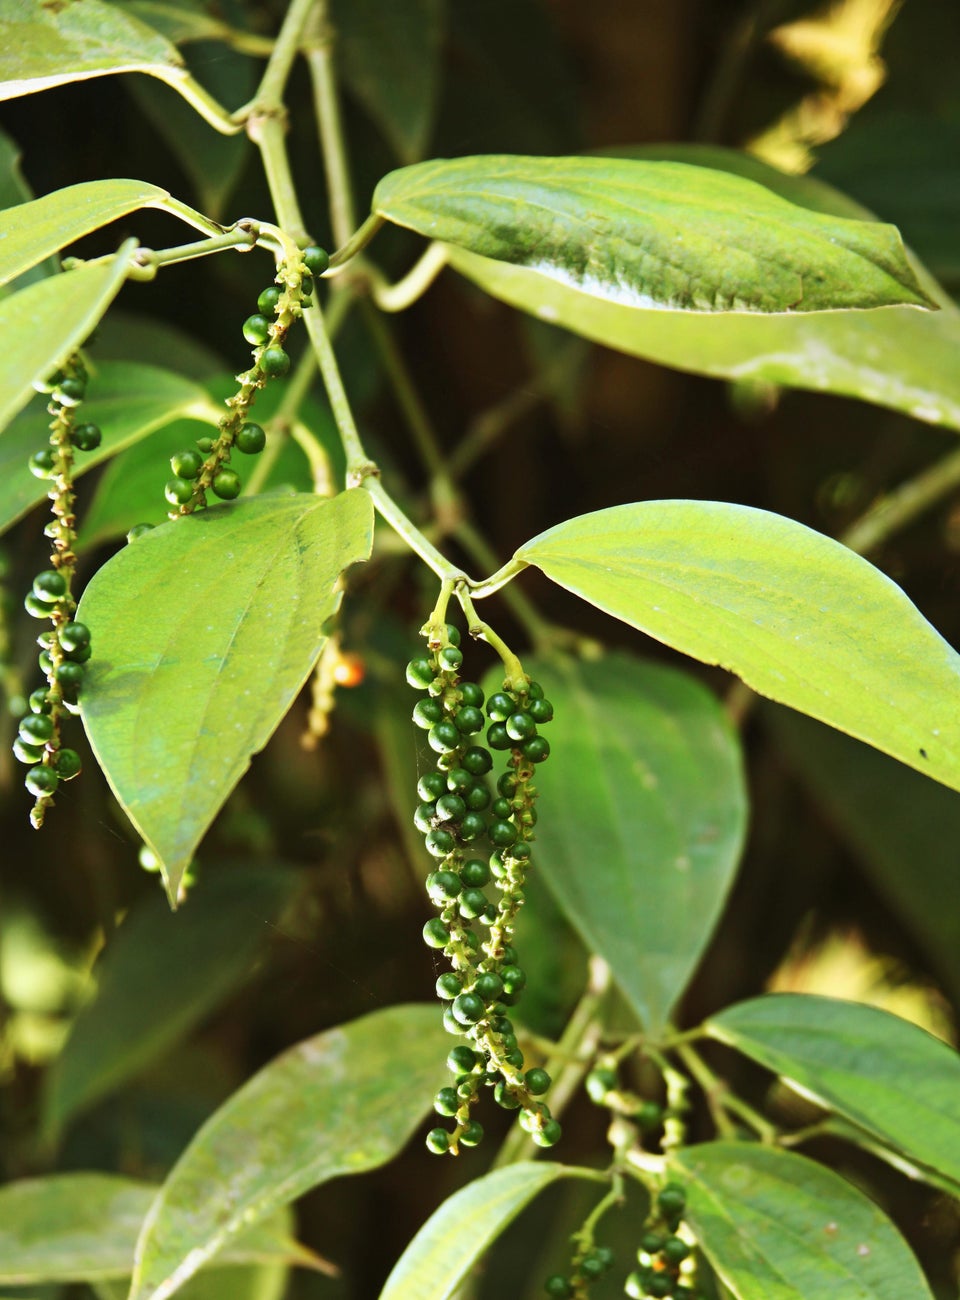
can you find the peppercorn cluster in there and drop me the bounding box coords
[14,354,99,825]
[406,623,559,1155]
[156,244,329,521]
[543,1245,616,1297]
[624,1183,699,1300]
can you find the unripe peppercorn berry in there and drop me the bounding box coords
[435,972,462,1000]
[459,1119,484,1147]
[474,972,503,1001]
[427,869,461,899]
[523,736,551,763]
[529,697,554,724]
[428,721,460,753]
[506,711,536,741]
[71,422,102,451]
[434,1086,459,1116]
[439,645,462,671]
[303,245,330,276]
[525,1067,551,1095]
[462,745,492,774]
[257,285,282,315]
[19,713,54,744]
[657,1183,687,1217]
[454,706,484,734]
[422,918,449,948]
[447,1045,478,1073]
[260,345,290,377]
[236,422,267,454]
[25,765,59,796]
[171,449,204,479]
[488,819,518,847]
[446,767,473,792]
[165,478,194,506]
[413,698,443,729]
[60,619,92,651]
[29,450,57,478]
[459,812,486,841]
[459,887,487,918]
[486,692,514,721]
[13,739,43,764]
[460,859,490,888]
[417,771,446,801]
[33,570,67,602]
[212,469,241,500]
[531,1118,562,1147]
[452,992,485,1025]
[435,794,466,822]
[459,681,484,707]
[465,783,490,811]
[663,1236,690,1264]
[544,1277,574,1298]
[56,661,85,690]
[53,748,82,779]
[425,1128,450,1155]
[487,722,511,750]
[406,657,435,689]
[425,828,455,857]
[242,314,272,345]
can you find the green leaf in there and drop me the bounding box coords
[672,1142,934,1300]
[515,652,747,1033]
[110,0,239,45]
[0,243,136,434]
[0,124,59,290]
[515,500,960,793]
[768,708,960,1006]
[0,361,210,536]
[380,1162,600,1300]
[332,0,444,164]
[706,994,960,1193]
[0,0,183,100]
[78,491,374,902]
[0,1174,313,1283]
[44,865,299,1136]
[373,155,935,314]
[129,1003,445,1300]
[445,145,960,433]
[0,180,166,287]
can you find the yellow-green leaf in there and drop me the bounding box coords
[373,155,935,314]
[515,501,960,792]
[78,491,374,902]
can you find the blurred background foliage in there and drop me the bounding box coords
[1,0,960,1295]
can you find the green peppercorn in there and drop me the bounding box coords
[474,971,503,1002]
[439,645,462,671]
[259,345,290,377]
[462,745,493,775]
[447,1045,478,1074]
[29,449,57,479]
[639,1232,665,1257]
[487,722,511,750]
[460,859,490,888]
[212,469,241,500]
[58,622,90,654]
[494,1081,520,1109]
[464,782,491,811]
[25,764,59,796]
[24,593,52,618]
[303,245,330,276]
[435,793,466,822]
[56,375,86,404]
[425,828,455,857]
[663,1236,690,1264]
[56,661,85,691]
[242,314,272,346]
[458,812,486,841]
[528,697,554,724]
[171,449,204,479]
[579,1255,606,1280]
[657,1184,687,1218]
[417,771,447,801]
[459,1119,484,1147]
[236,422,267,454]
[490,797,512,819]
[544,1276,573,1298]
[454,705,484,734]
[28,689,52,714]
[13,738,43,764]
[435,972,462,1000]
[452,992,485,1025]
[425,1127,450,1155]
[406,657,435,689]
[257,285,282,315]
[506,711,536,741]
[488,819,518,847]
[19,713,54,745]
[71,422,102,451]
[458,888,487,919]
[648,1275,673,1298]
[501,965,526,993]
[637,1100,665,1130]
[428,721,460,753]
[442,1006,463,1035]
[413,698,443,729]
[531,1118,562,1147]
[497,772,518,797]
[427,869,461,899]
[523,736,550,763]
[53,748,82,780]
[434,1086,459,1116]
[165,477,194,506]
[33,570,67,603]
[196,436,215,453]
[486,692,514,721]
[525,1067,551,1095]
[422,918,449,949]
[445,767,473,792]
[460,681,484,707]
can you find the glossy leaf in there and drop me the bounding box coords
[78,491,374,901]
[673,1142,934,1300]
[768,708,960,1005]
[706,994,960,1192]
[0,179,166,287]
[333,0,444,163]
[0,361,210,536]
[516,652,747,1033]
[0,124,58,289]
[111,0,238,45]
[0,0,183,100]
[516,501,960,792]
[373,155,935,314]
[0,244,136,433]
[0,1174,313,1283]
[44,865,298,1136]
[380,1162,599,1300]
[129,1003,445,1300]
[446,144,960,433]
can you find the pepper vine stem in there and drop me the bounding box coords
[327,215,386,271]
[235,0,316,117]
[303,0,358,249]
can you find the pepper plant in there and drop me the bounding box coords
[1,2,960,1299]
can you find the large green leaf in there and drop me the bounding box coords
[373,155,934,314]
[78,491,373,902]
[0,1174,312,1283]
[44,865,298,1136]
[380,1162,599,1300]
[0,244,136,433]
[768,708,960,1005]
[0,180,166,287]
[129,1003,445,1300]
[511,653,746,1034]
[445,145,960,433]
[673,1142,934,1300]
[0,0,183,99]
[706,994,960,1193]
[0,361,210,536]
[515,501,960,793]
